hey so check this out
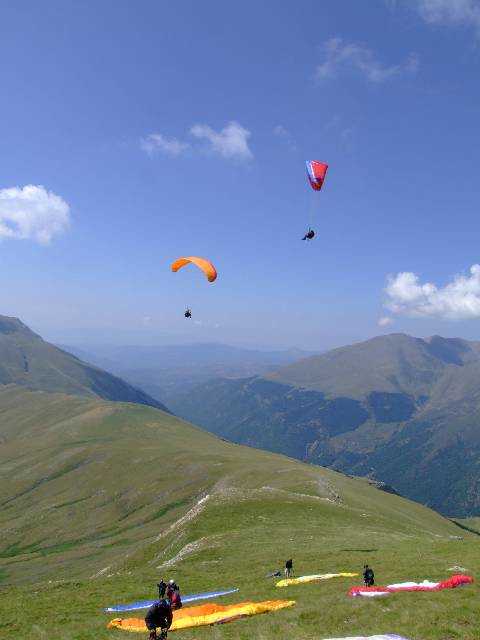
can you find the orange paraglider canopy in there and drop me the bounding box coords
[171,256,217,283]
[107,600,295,632]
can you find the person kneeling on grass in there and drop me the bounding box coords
[145,598,173,640]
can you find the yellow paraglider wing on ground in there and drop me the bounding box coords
[171,256,217,282]
[276,573,358,587]
[107,600,295,632]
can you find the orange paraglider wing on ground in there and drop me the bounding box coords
[171,257,217,282]
[107,600,295,632]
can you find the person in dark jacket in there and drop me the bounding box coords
[363,564,375,587]
[145,598,173,640]
[157,579,167,599]
[285,559,293,578]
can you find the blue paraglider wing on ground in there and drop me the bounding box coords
[104,588,239,613]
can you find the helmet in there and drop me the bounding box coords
[168,579,175,585]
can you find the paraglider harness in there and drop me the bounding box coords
[184,308,192,319]
[302,228,315,241]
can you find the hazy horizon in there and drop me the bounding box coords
[39,321,480,352]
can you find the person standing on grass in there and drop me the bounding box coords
[285,558,293,578]
[157,578,167,599]
[363,564,375,587]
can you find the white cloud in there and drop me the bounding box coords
[140,133,189,156]
[417,0,480,34]
[378,316,394,327]
[0,185,70,244]
[316,37,419,83]
[273,125,296,150]
[273,125,290,138]
[190,121,253,160]
[384,264,480,320]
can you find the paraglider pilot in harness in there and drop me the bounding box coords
[304,160,328,242]
[302,228,315,241]
[171,257,217,321]
[145,598,173,640]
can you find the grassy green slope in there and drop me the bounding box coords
[0,387,478,639]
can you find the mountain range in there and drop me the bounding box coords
[167,333,480,516]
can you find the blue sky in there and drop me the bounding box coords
[1,0,480,349]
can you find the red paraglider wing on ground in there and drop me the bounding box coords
[348,574,474,597]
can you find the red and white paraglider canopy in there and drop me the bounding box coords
[306,160,329,191]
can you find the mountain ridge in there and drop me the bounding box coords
[168,332,480,516]
[0,384,463,586]
[0,315,168,411]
